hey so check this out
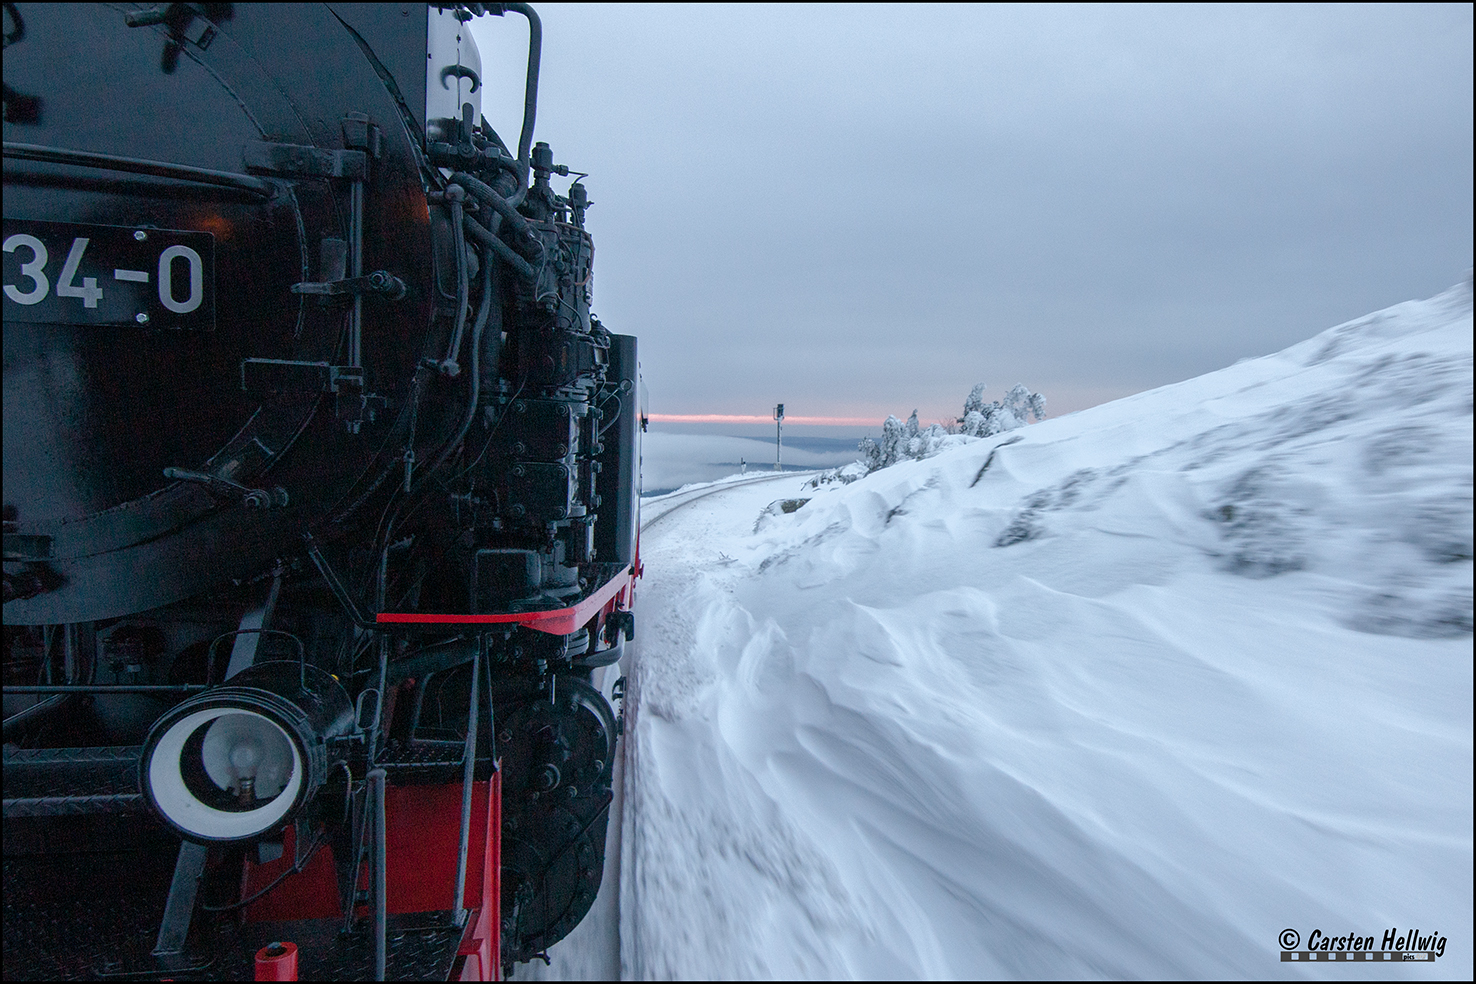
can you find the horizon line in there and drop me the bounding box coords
[647,413,883,426]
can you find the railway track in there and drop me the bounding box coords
[638,471,818,531]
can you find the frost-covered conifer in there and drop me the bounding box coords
[1003,383,1047,424]
[958,383,1047,437]
[862,383,1047,473]
[964,383,988,417]
[858,415,909,473]
[904,411,923,459]
[880,414,908,468]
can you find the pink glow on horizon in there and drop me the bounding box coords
[648,413,881,426]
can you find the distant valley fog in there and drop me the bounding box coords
[640,430,867,493]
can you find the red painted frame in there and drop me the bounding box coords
[375,562,638,636]
[240,775,503,980]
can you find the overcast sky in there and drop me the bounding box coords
[471,3,1473,427]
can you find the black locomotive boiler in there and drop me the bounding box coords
[3,4,641,979]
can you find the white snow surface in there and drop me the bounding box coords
[549,281,1473,979]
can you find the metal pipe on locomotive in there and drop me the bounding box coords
[2,3,641,979]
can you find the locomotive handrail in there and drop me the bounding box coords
[304,533,385,632]
[3,684,207,693]
[3,141,272,199]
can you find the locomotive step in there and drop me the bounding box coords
[2,745,146,818]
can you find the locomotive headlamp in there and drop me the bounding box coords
[140,662,354,842]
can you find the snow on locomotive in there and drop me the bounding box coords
[2,3,640,978]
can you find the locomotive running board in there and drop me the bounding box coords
[375,564,635,635]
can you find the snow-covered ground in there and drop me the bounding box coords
[539,279,1473,979]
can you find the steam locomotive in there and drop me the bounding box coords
[3,4,641,979]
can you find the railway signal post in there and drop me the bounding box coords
[774,403,784,471]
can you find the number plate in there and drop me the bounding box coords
[3,219,216,329]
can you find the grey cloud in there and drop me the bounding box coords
[473,4,1472,418]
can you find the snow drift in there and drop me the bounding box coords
[620,280,1472,979]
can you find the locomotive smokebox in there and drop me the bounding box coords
[139,661,353,842]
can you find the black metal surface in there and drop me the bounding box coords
[2,847,228,981]
[2,745,146,817]
[594,334,640,566]
[3,848,464,982]
[4,1,434,625]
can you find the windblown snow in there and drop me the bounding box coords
[545,280,1474,980]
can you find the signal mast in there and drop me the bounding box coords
[774,404,784,471]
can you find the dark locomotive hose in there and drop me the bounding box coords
[202,827,328,912]
[463,209,536,281]
[444,193,472,375]
[451,170,533,241]
[424,238,495,480]
[358,239,495,607]
[361,247,493,625]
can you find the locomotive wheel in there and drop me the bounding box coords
[497,675,616,962]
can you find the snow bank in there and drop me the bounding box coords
[624,280,1472,979]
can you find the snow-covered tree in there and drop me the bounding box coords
[959,382,1046,437]
[859,414,908,471]
[859,383,1047,474]
[859,410,951,472]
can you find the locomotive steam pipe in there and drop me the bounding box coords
[497,2,543,185]
[350,178,364,369]
[441,190,472,376]
[304,534,384,632]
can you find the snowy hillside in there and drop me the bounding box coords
[616,279,1472,979]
